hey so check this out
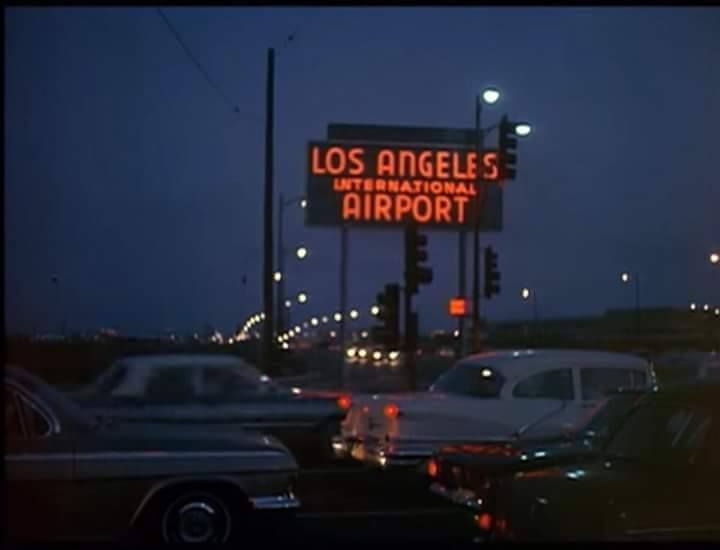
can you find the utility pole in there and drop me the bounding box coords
[276,193,285,335]
[262,48,275,373]
[471,94,485,353]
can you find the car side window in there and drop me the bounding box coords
[580,368,646,401]
[17,394,51,438]
[201,367,265,399]
[143,367,198,403]
[5,388,24,438]
[512,369,574,401]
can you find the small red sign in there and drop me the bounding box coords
[449,297,467,317]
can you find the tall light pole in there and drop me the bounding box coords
[471,87,502,352]
[620,271,640,331]
[276,193,305,334]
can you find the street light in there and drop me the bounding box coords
[711,252,720,265]
[690,302,697,311]
[481,87,500,105]
[311,317,319,326]
[296,246,308,260]
[273,271,282,282]
[514,123,532,137]
[715,308,720,316]
[334,312,342,322]
[704,304,710,312]
[521,287,531,300]
[321,315,329,324]
[370,305,380,316]
[620,272,630,283]
[284,300,292,308]
[300,199,308,209]
[619,271,640,330]
[297,292,308,304]
[349,309,359,320]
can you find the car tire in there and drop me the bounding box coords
[134,486,247,544]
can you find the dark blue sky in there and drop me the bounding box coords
[5,7,720,336]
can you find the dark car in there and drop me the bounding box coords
[426,389,651,515]
[479,383,720,541]
[5,365,299,543]
[70,354,351,467]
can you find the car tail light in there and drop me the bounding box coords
[474,512,493,531]
[337,394,352,410]
[426,459,438,478]
[383,403,400,418]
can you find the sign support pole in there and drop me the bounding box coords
[339,225,348,389]
[457,231,466,357]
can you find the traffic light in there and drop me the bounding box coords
[376,283,400,348]
[483,246,500,299]
[498,115,518,181]
[405,225,433,295]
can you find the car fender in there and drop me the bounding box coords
[129,475,252,527]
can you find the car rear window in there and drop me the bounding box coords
[430,364,504,398]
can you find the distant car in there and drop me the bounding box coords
[480,383,720,541]
[337,349,655,468]
[5,365,299,543]
[71,354,351,467]
[426,389,652,515]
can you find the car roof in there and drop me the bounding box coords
[112,354,257,370]
[457,349,649,380]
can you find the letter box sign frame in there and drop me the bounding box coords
[305,141,503,231]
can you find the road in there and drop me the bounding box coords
[280,353,475,542]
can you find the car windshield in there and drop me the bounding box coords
[604,396,714,464]
[429,364,504,398]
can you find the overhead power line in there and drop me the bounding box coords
[156,8,248,117]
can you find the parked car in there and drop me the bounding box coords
[5,365,299,543]
[336,349,655,468]
[426,388,653,513]
[476,383,720,541]
[71,354,351,467]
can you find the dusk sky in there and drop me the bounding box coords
[5,7,720,336]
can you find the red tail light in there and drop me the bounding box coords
[475,512,493,531]
[427,459,438,478]
[383,403,400,418]
[337,394,352,410]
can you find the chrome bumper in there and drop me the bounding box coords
[430,482,485,511]
[250,492,300,510]
[334,435,436,469]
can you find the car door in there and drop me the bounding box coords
[509,368,578,437]
[605,400,719,540]
[5,384,76,541]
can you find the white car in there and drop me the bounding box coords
[335,349,656,468]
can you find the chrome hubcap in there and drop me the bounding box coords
[163,494,231,543]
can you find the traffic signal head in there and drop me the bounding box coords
[483,246,501,299]
[405,226,433,295]
[499,115,518,181]
[376,283,400,348]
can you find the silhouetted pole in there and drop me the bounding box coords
[262,48,275,372]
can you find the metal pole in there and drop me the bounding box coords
[635,272,640,333]
[339,225,348,388]
[457,231,466,357]
[262,48,275,372]
[471,94,484,353]
[276,194,285,334]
